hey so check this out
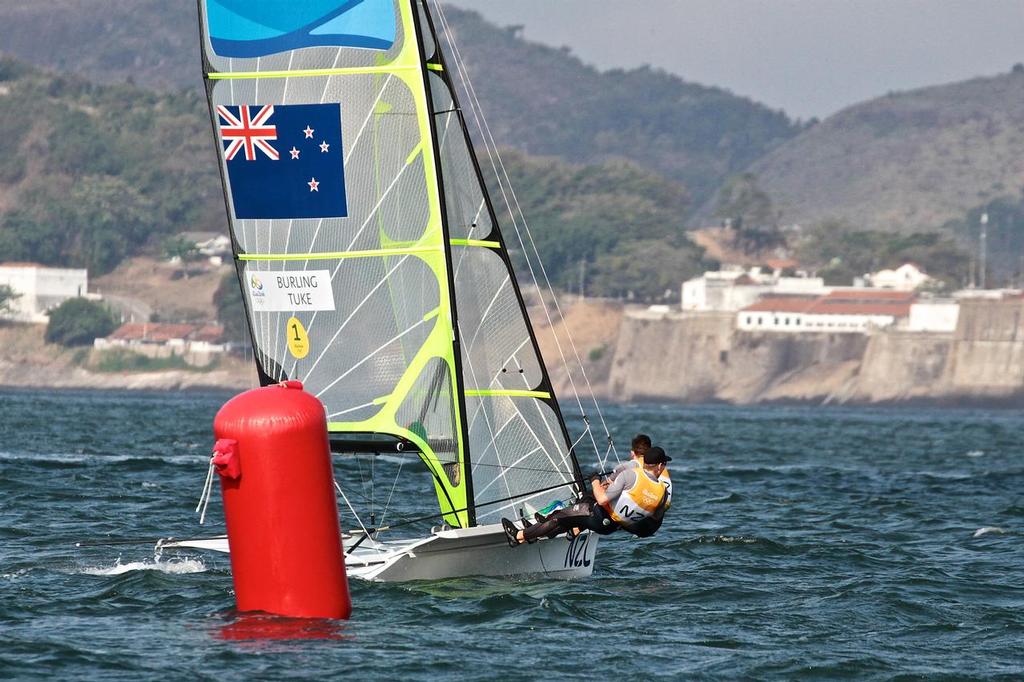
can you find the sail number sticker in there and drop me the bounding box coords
[286,316,310,359]
[247,270,335,312]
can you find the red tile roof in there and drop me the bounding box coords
[742,296,818,313]
[108,323,197,342]
[191,325,225,343]
[742,289,914,318]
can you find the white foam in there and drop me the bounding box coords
[972,526,1006,538]
[81,557,207,576]
[966,450,985,458]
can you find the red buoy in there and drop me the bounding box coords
[213,381,351,619]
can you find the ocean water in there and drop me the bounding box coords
[1,388,1022,679]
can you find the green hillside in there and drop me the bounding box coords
[0,59,221,274]
[706,70,1024,235]
[0,58,703,298]
[0,1,802,210]
[488,150,711,299]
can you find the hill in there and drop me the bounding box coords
[0,59,223,275]
[0,57,704,299]
[703,70,1024,233]
[0,1,802,209]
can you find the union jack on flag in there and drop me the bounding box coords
[217,102,348,220]
[217,104,279,161]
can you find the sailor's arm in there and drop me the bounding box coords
[591,478,610,506]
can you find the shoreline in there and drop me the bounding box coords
[3,376,1022,410]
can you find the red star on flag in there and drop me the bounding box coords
[308,177,320,192]
[289,147,300,159]
[303,125,315,139]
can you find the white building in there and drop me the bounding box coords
[683,266,827,312]
[905,301,960,333]
[868,263,930,291]
[738,291,914,334]
[179,232,232,258]
[0,263,90,323]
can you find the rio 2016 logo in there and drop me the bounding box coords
[250,275,265,297]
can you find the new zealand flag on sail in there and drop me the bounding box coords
[218,103,348,220]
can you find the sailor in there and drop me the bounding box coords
[503,446,671,545]
[610,434,672,513]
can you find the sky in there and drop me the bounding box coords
[444,0,1024,121]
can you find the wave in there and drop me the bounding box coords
[0,451,207,465]
[79,557,207,576]
[972,527,1008,538]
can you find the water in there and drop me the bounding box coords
[2,389,1022,679]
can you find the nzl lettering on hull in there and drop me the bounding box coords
[248,270,336,312]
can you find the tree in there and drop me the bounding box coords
[45,298,117,346]
[713,173,784,254]
[0,284,17,314]
[214,272,249,345]
[797,220,970,288]
[162,235,201,262]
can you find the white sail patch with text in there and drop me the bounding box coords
[248,271,336,312]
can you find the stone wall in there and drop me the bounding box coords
[606,297,1024,405]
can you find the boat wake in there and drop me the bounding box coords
[80,557,207,576]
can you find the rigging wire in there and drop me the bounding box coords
[433,0,620,470]
[333,479,383,550]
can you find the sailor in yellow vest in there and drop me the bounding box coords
[595,446,670,537]
[502,446,670,545]
[611,434,672,512]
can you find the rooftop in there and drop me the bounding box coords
[742,289,914,317]
[107,323,222,343]
[742,295,818,314]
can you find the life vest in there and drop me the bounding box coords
[660,468,672,509]
[626,459,672,509]
[609,469,667,524]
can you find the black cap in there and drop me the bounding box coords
[643,446,671,465]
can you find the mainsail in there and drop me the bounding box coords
[198,0,583,529]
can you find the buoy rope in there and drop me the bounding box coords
[194,455,216,525]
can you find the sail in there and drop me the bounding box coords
[198,0,582,528]
[418,2,583,523]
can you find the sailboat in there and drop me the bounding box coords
[166,0,615,581]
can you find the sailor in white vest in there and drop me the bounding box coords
[503,446,670,545]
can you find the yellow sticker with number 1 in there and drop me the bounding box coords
[286,316,310,359]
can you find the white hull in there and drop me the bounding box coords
[161,523,599,582]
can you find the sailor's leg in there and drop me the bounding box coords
[521,505,594,542]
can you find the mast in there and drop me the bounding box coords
[410,0,477,526]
